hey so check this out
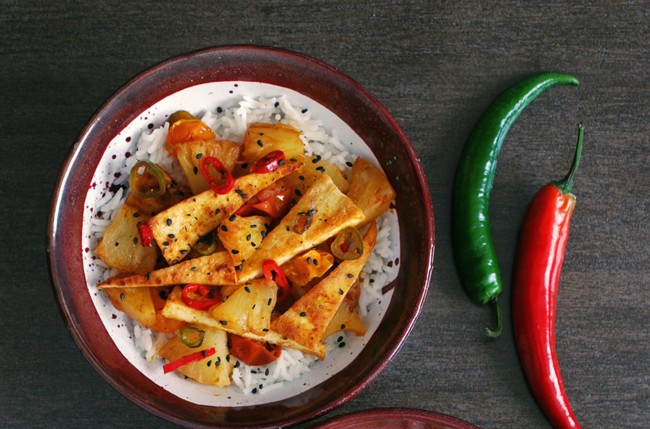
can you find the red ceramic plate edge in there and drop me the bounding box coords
[47,44,435,428]
[313,408,481,429]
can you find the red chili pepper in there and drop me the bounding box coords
[262,259,290,304]
[181,283,221,311]
[512,125,584,429]
[251,150,285,174]
[200,156,234,194]
[228,334,282,366]
[136,221,154,247]
[163,347,216,374]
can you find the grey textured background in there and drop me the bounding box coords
[1,1,648,428]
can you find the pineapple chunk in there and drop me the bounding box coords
[148,159,303,265]
[103,287,184,334]
[346,157,396,224]
[95,203,158,274]
[271,221,377,355]
[238,174,365,283]
[159,326,232,386]
[217,214,271,268]
[175,139,241,194]
[208,279,277,336]
[323,280,366,339]
[241,122,305,164]
[97,251,236,289]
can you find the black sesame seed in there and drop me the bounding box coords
[221,225,228,232]
[133,237,139,245]
[133,212,141,218]
[232,249,239,254]
[168,233,175,238]
[339,288,344,295]
[219,320,227,326]
[196,153,203,159]
[347,273,354,278]
[246,234,251,241]
[257,139,263,147]
[244,286,251,293]
[229,214,236,221]
[338,342,346,348]
[166,219,172,226]
[300,311,307,317]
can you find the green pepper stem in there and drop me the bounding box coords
[486,297,502,338]
[555,123,584,194]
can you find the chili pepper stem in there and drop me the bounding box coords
[554,123,584,194]
[485,298,502,338]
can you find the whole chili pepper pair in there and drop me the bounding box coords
[452,72,583,429]
[452,72,580,336]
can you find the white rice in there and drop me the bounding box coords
[87,95,399,396]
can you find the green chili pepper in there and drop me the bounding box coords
[179,326,205,348]
[452,72,579,338]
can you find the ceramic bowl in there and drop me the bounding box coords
[48,45,434,428]
[314,408,480,429]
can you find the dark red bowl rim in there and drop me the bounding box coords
[47,44,435,428]
[313,407,481,429]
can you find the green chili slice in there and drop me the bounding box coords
[195,233,217,256]
[167,110,195,125]
[129,160,167,198]
[330,227,363,260]
[179,326,205,348]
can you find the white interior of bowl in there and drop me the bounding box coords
[81,81,400,406]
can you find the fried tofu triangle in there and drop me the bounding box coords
[238,173,365,283]
[148,160,303,265]
[271,221,378,358]
[346,157,396,225]
[97,251,236,289]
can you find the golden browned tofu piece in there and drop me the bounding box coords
[97,251,236,289]
[346,157,395,224]
[148,160,303,265]
[238,174,365,283]
[322,279,367,339]
[271,221,377,356]
[95,203,158,274]
[217,214,271,269]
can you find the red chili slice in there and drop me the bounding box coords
[181,284,221,310]
[200,156,234,194]
[251,150,285,174]
[229,334,282,366]
[137,221,154,247]
[163,347,216,374]
[262,259,290,304]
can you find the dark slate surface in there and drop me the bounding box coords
[1,1,647,428]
